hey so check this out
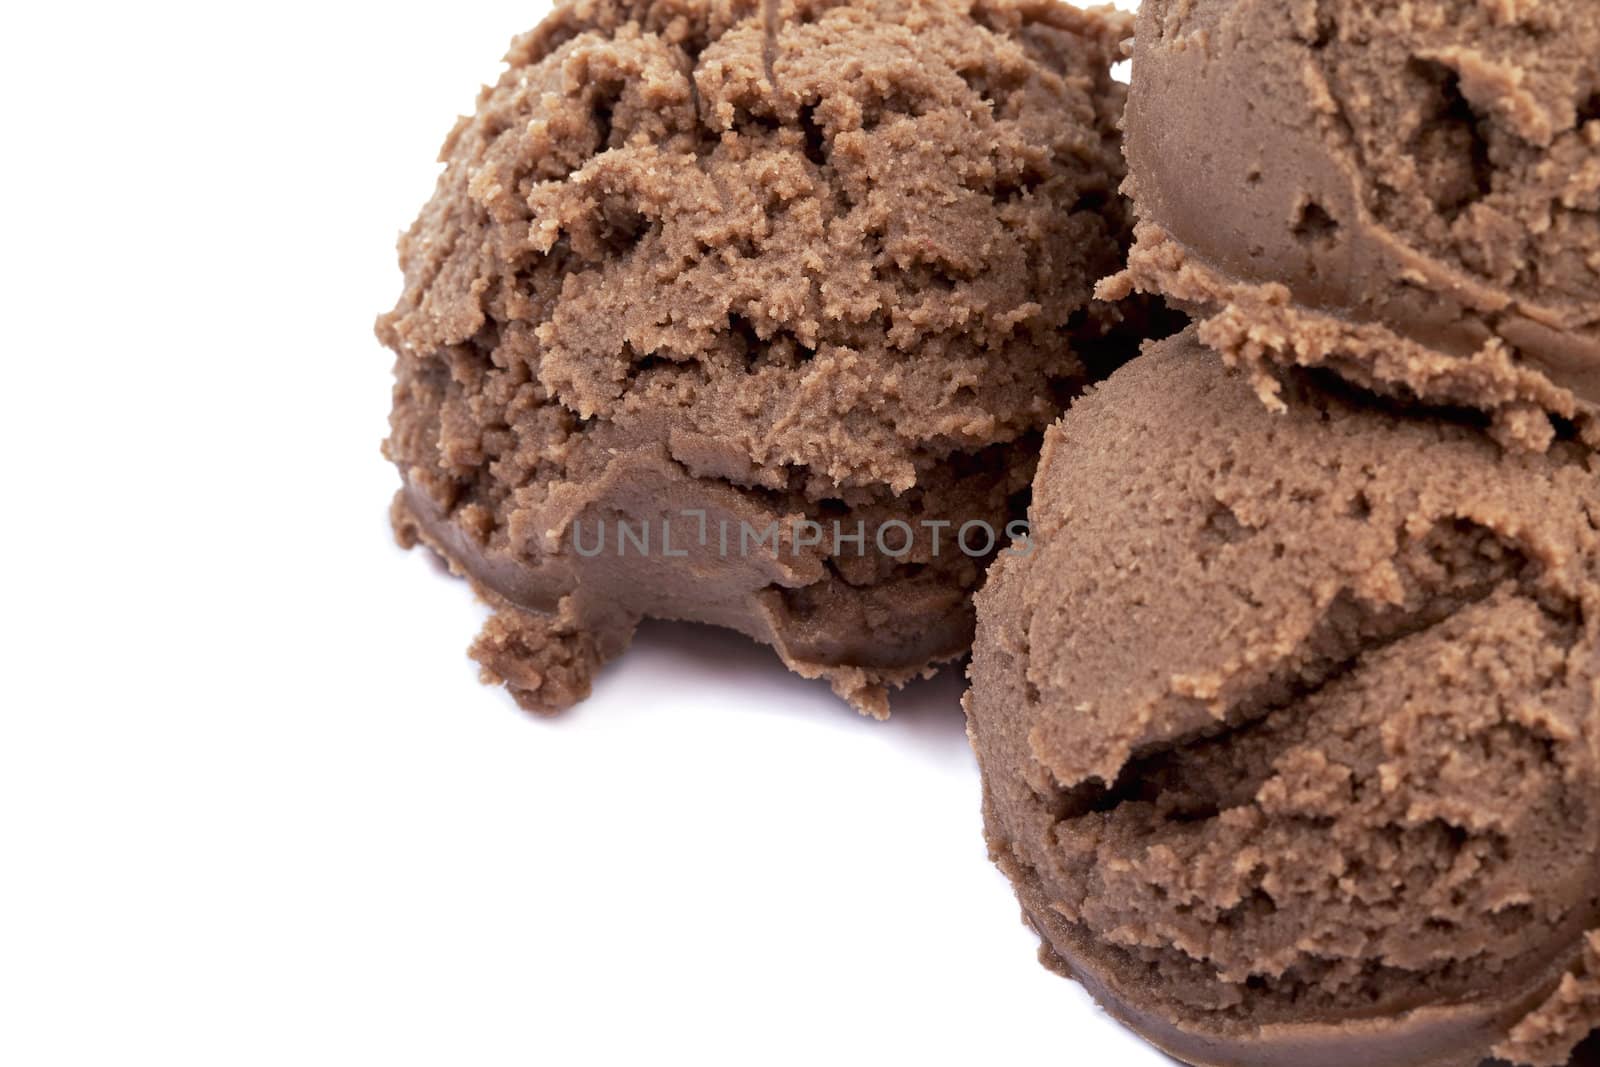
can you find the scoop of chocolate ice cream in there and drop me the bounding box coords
[967,329,1600,1067]
[1100,0,1600,451]
[379,0,1136,714]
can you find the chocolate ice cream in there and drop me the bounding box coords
[967,330,1600,1067]
[1100,0,1600,451]
[380,0,1136,714]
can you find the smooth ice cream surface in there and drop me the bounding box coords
[968,330,1600,1067]
[380,0,1138,713]
[1102,0,1600,449]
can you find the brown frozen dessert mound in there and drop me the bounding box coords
[378,0,1139,715]
[967,329,1600,1067]
[1099,0,1600,451]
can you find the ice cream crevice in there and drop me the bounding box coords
[1405,57,1496,224]
[1291,199,1340,247]
[1579,91,1600,129]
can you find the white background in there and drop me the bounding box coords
[0,2,1172,1064]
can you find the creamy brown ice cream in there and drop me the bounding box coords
[379,0,1140,714]
[967,329,1600,1067]
[1100,0,1600,451]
